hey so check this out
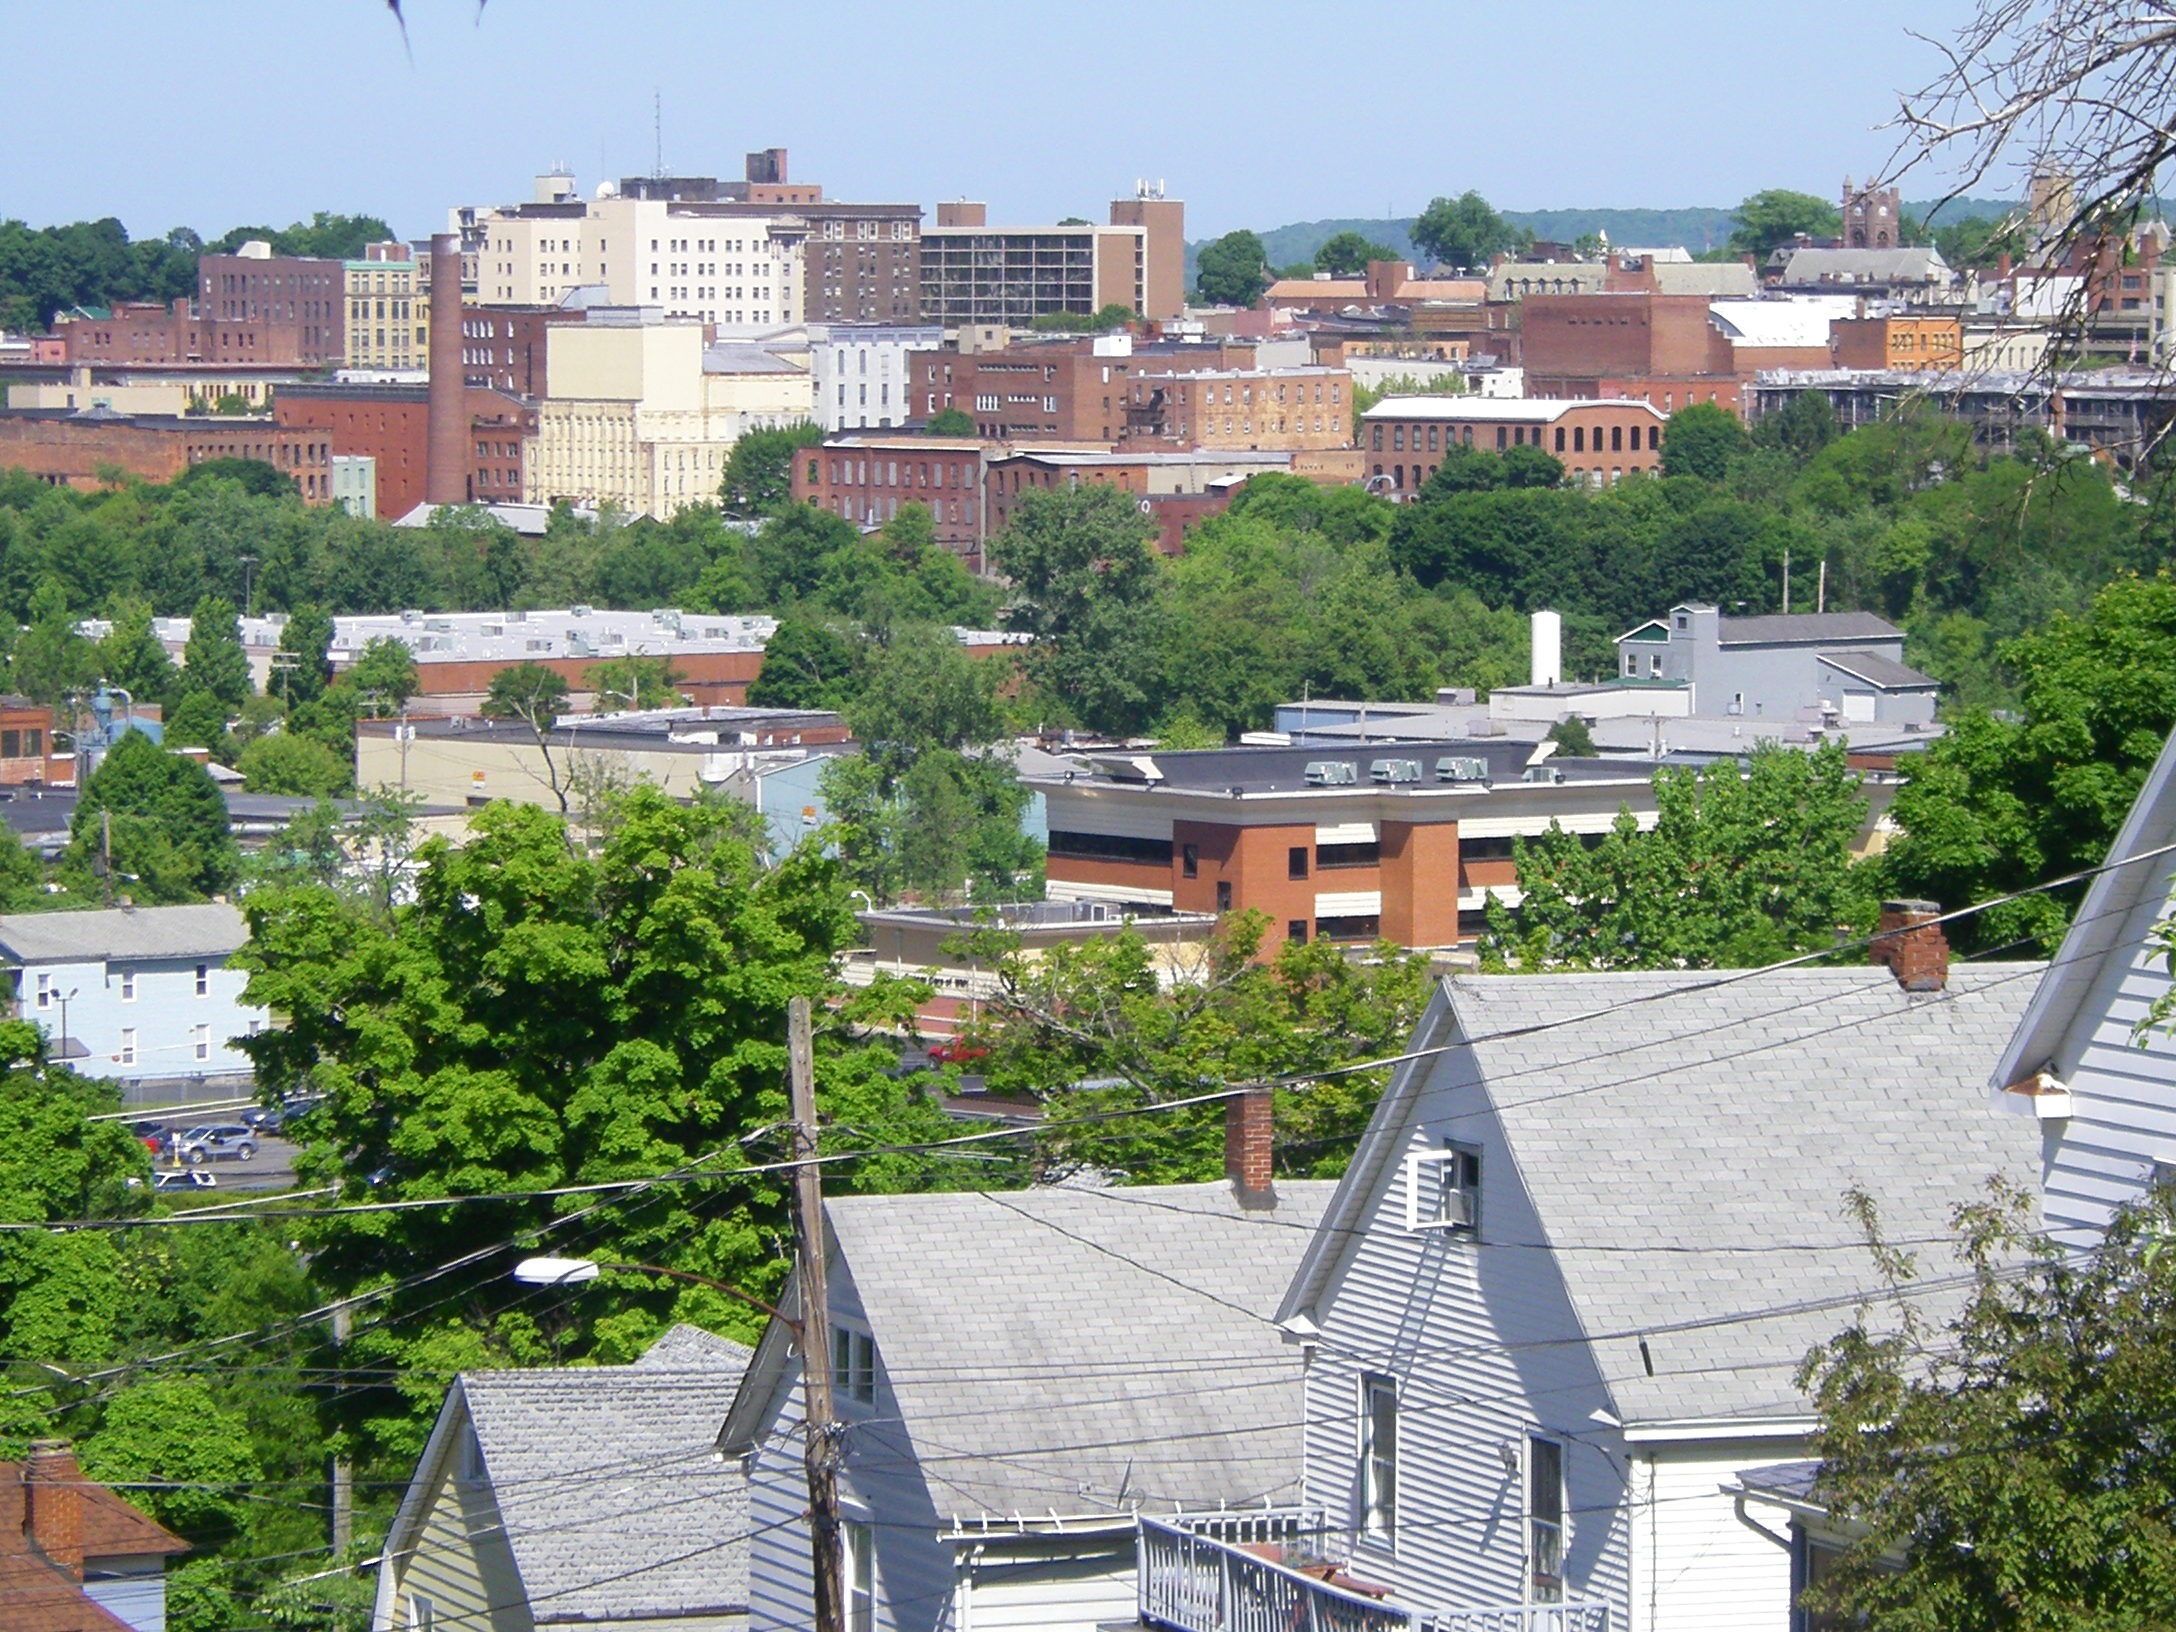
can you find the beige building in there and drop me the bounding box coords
[345,243,427,370]
[1121,365,1353,450]
[527,315,813,517]
[6,367,301,414]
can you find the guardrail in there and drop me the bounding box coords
[1425,1603,1611,1632]
[1137,1516,1412,1632]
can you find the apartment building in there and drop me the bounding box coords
[198,243,347,364]
[919,191,1185,325]
[273,381,535,518]
[910,333,1256,443]
[345,241,426,371]
[1026,741,1660,955]
[794,437,988,565]
[809,323,943,431]
[1119,365,1353,451]
[1360,396,1666,495]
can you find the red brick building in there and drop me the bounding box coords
[794,437,988,568]
[1360,397,1666,495]
[273,383,535,519]
[909,337,1257,443]
[458,305,577,395]
[197,250,346,364]
[58,300,313,369]
[0,410,331,499]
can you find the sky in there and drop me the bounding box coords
[5,0,1995,243]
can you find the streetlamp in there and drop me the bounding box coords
[55,987,78,1063]
[511,1256,791,1328]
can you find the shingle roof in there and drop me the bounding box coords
[0,904,246,965]
[1716,611,1901,645]
[1817,649,1938,689]
[1772,247,1953,282]
[457,1325,753,1622]
[824,1181,1334,1519]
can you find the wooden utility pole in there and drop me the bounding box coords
[787,996,844,1632]
[330,1302,352,1554]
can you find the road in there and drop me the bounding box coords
[153,1135,301,1193]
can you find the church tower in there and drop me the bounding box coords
[1841,176,1902,250]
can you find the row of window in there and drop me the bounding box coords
[36,964,214,1004]
[1374,420,1659,456]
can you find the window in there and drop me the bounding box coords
[119,1029,137,1068]
[1216,880,1233,912]
[1181,843,1198,879]
[843,1519,876,1632]
[406,1596,437,1632]
[1528,1436,1565,1602]
[1405,1142,1481,1232]
[194,1025,211,1063]
[195,964,209,997]
[1316,914,1382,941]
[1316,842,1380,870]
[119,970,136,1002]
[1360,1374,1398,1541]
[1459,836,1516,862]
[1288,846,1310,881]
[34,974,51,1011]
[831,1326,876,1405]
[1046,831,1174,867]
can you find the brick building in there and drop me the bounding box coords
[1361,396,1666,495]
[198,247,346,364]
[910,336,1256,443]
[58,300,311,370]
[793,437,989,567]
[1830,313,1964,371]
[456,305,575,395]
[0,409,331,499]
[1521,290,1730,397]
[272,383,534,518]
[1119,365,1353,451]
[983,449,1356,554]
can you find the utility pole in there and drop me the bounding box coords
[787,995,843,1632]
[330,1303,353,1555]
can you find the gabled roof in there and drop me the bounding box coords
[0,904,246,965]
[386,1324,753,1626]
[1281,967,2043,1428]
[1816,649,1938,690]
[1992,728,2176,1092]
[722,1181,1333,1519]
[1716,610,1901,645]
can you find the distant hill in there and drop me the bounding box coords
[1187,198,2024,283]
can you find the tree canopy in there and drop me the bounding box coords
[69,731,238,902]
[1194,230,1272,307]
[1727,188,1843,260]
[1313,231,1398,275]
[1410,191,1527,271]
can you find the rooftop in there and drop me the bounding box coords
[1029,739,1641,796]
[1717,610,1903,645]
[0,903,247,965]
[1361,395,1665,423]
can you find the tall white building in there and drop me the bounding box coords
[808,323,942,431]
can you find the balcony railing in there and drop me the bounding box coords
[1138,1516,1413,1632]
[1425,1607,1611,1632]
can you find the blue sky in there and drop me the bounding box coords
[8,0,1991,241]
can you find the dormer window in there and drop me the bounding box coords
[1674,615,1688,630]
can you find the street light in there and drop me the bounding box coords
[55,987,78,1063]
[511,1256,792,1328]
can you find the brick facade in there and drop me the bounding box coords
[273,384,535,518]
[794,438,987,568]
[198,252,346,364]
[910,339,1256,443]
[0,412,331,500]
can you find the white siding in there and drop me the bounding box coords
[1298,1050,1631,1621]
[956,1540,1136,1632]
[1626,1441,1800,1632]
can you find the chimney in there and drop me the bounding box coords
[425,233,468,507]
[1870,898,1950,992]
[1224,1087,1275,1209]
[24,1440,83,1577]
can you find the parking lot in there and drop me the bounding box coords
[141,1132,302,1192]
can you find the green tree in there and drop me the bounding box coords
[1194,230,1272,307]
[169,457,295,499]
[273,603,333,708]
[1410,191,1526,270]
[179,595,252,709]
[844,628,1005,764]
[1750,389,1839,464]
[69,730,238,901]
[11,579,95,705]
[1313,231,1398,275]
[586,654,686,711]
[1486,742,1876,970]
[1659,401,1750,481]
[238,731,350,797]
[482,663,570,726]
[1727,188,1843,260]
[95,596,178,703]
[747,617,863,710]
[1545,716,1596,757]
[720,423,823,517]
[342,635,418,716]
[925,406,977,437]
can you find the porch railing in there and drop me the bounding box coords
[1424,1604,1612,1632]
[1137,1515,1413,1632]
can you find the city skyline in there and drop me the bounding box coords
[10,0,1991,243]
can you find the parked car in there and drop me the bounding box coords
[153,1169,217,1192]
[175,1124,258,1165]
[127,1120,169,1156]
[927,1039,990,1066]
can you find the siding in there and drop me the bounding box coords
[390,1452,531,1632]
[1628,1441,1800,1632]
[957,1541,1136,1632]
[1298,1047,1631,1621]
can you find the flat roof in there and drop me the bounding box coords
[1361,396,1665,423]
[1031,739,1641,797]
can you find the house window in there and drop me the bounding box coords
[832,1325,876,1405]
[406,1596,437,1632]
[1360,1374,1398,1541]
[34,974,51,1011]
[1216,881,1233,912]
[843,1519,876,1632]
[1181,843,1198,879]
[119,1029,137,1068]
[195,964,209,997]
[1528,1436,1566,1602]
[1405,1142,1481,1232]
[194,1025,211,1063]
[119,970,135,1001]
[1288,846,1310,881]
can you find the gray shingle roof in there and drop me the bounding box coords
[458,1324,754,1622]
[1716,611,1902,645]
[1817,650,1939,689]
[1446,967,2043,1425]
[0,904,246,965]
[825,1180,1333,1519]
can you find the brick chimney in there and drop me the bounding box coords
[1224,1087,1275,1209]
[1870,898,1950,992]
[24,1440,83,1577]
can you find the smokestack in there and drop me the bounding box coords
[24,1441,83,1576]
[1224,1087,1275,1209]
[1870,899,1950,993]
[1530,609,1563,688]
[425,233,467,507]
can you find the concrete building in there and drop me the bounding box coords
[0,903,267,1104]
[1615,603,1939,728]
[330,454,375,517]
[1026,739,1663,955]
[1360,395,1666,495]
[919,202,1153,326]
[344,242,426,371]
[526,314,812,517]
[808,323,942,431]
[1105,182,1186,320]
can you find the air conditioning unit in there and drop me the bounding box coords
[1436,756,1490,784]
[1370,758,1422,784]
[1304,760,1357,786]
[1520,765,1566,784]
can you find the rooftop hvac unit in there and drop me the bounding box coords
[1466,719,1503,737]
[1436,756,1491,784]
[1520,765,1566,784]
[1370,758,1423,784]
[1304,760,1357,786]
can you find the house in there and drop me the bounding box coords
[373,1323,754,1632]
[1987,726,2176,1241]
[718,1113,1334,1632]
[1245,920,2042,1632]
[0,1439,188,1632]
[0,904,266,1099]
[1615,603,1940,728]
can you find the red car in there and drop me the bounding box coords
[926,1040,990,1066]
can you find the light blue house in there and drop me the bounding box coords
[0,904,266,1104]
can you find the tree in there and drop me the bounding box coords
[69,730,238,901]
[1750,389,1839,464]
[925,407,977,437]
[273,603,333,708]
[720,423,823,517]
[1313,232,1397,275]
[1659,401,1750,481]
[1485,742,1877,970]
[1798,1180,2176,1630]
[179,595,251,709]
[1194,230,1271,307]
[1409,191,1525,271]
[1545,716,1595,757]
[585,653,685,711]
[95,596,177,704]
[170,458,295,499]
[482,663,573,813]
[843,628,1005,765]
[746,617,863,710]
[1726,189,1842,260]
[238,732,350,797]
[342,635,418,715]
[990,485,1166,735]
[11,580,95,705]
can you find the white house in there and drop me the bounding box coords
[1254,941,2041,1632]
[1986,727,2176,1240]
[0,904,266,1100]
